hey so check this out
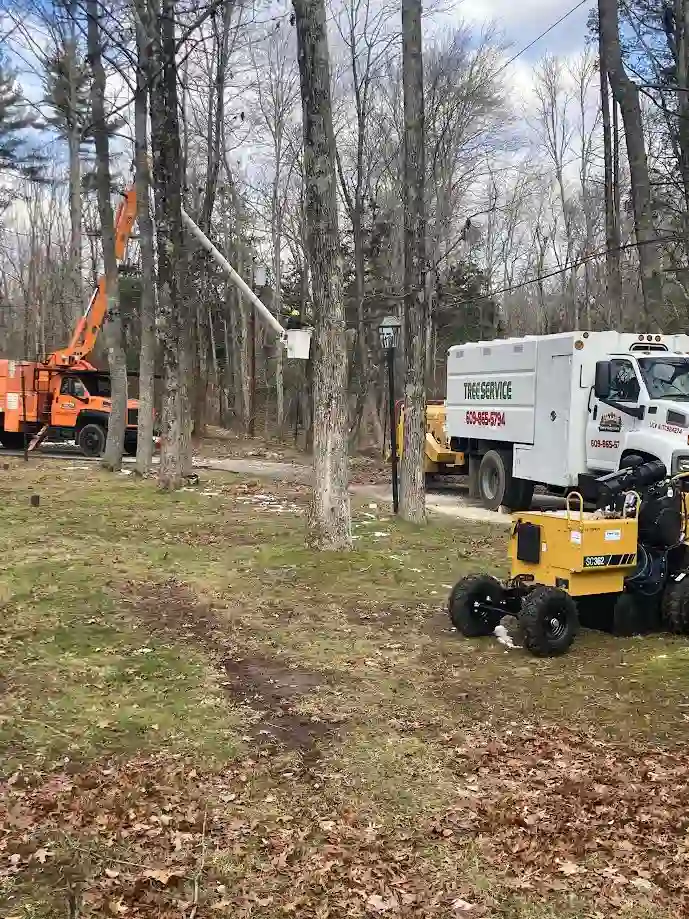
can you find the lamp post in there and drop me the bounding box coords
[379,315,401,514]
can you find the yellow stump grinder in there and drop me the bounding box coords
[448,460,689,655]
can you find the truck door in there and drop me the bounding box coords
[52,377,87,428]
[546,353,572,482]
[586,358,641,472]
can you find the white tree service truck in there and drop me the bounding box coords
[445,331,689,510]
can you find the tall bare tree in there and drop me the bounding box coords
[399,0,426,523]
[293,0,352,550]
[250,26,300,434]
[86,0,127,471]
[598,32,622,322]
[134,0,156,475]
[149,0,191,489]
[598,0,663,327]
[41,0,89,326]
[333,0,395,445]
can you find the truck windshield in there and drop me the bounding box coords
[638,356,689,400]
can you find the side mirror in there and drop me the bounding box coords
[594,361,611,400]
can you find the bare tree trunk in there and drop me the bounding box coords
[86,0,127,472]
[669,1,689,256]
[599,33,622,325]
[67,128,82,320]
[221,315,232,422]
[66,0,83,328]
[293,0,351,550]
[599,0,663,328]
[193,300,208,436]
[273,201,285,434]
[134,2,156,475]
[399,0,426,523]
[231,243,251,431]
[149,0,190,489]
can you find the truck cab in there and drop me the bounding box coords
[587,350,689,476]
[52,371,139,457]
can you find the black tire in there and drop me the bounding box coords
[78,423,106,458]
[478,450,510,510]
[520,586,579,657]
[667,543,689,577]
[468,454,480,499]
[507,479,535,512]
[124,439,138,457]
[619,453,646,470]
[662,575,689,634]
[612,592,645,636]
[448,574,505,637]
[0,432,26,449]
[477,449,532,511]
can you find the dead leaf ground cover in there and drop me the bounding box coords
[1,460,689,918]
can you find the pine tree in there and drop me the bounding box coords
[0,52,42,180]
[42,45,91,145]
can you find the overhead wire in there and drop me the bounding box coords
[492,0,592,78]
[445,234,684,309]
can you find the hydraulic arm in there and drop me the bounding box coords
[45,182,311,369]
[46,185,138,369]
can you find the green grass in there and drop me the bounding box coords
[0,459,686,919]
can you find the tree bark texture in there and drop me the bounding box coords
[598,0,663,329]
[293,0,352,550]
[598,33,622,325]
[400,0,427,523]
[66,0,83,328]
[149,0,191,489]
[134,3,156,475]
[669,1,689,259]
[86,0,127,472]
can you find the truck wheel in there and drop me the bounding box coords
[662,575,689,634]
[448,574,504,637]
[78,423,106,457]
[520,586,579,656]
[478,450,510,510]
[124,439,138,457]
[0,432,26,449]
[477,450,532,511]
[505,479,534,512]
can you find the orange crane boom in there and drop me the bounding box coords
[46,184,138,369]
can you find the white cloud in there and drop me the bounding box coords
[445,0,590,60]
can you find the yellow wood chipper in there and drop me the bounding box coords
[395,401,467,479]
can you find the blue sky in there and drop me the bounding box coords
[458,0,591,61]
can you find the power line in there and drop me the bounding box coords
[494,0,591,76]
[449,234,683,308]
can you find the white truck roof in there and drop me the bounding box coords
[448,330,689,355]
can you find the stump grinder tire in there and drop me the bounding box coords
[448,574,505,637]
[520,586,579,657]
[78,423,106,458]
[662,575,689,634]
[612,592,646,636]
[477,450,533,512]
